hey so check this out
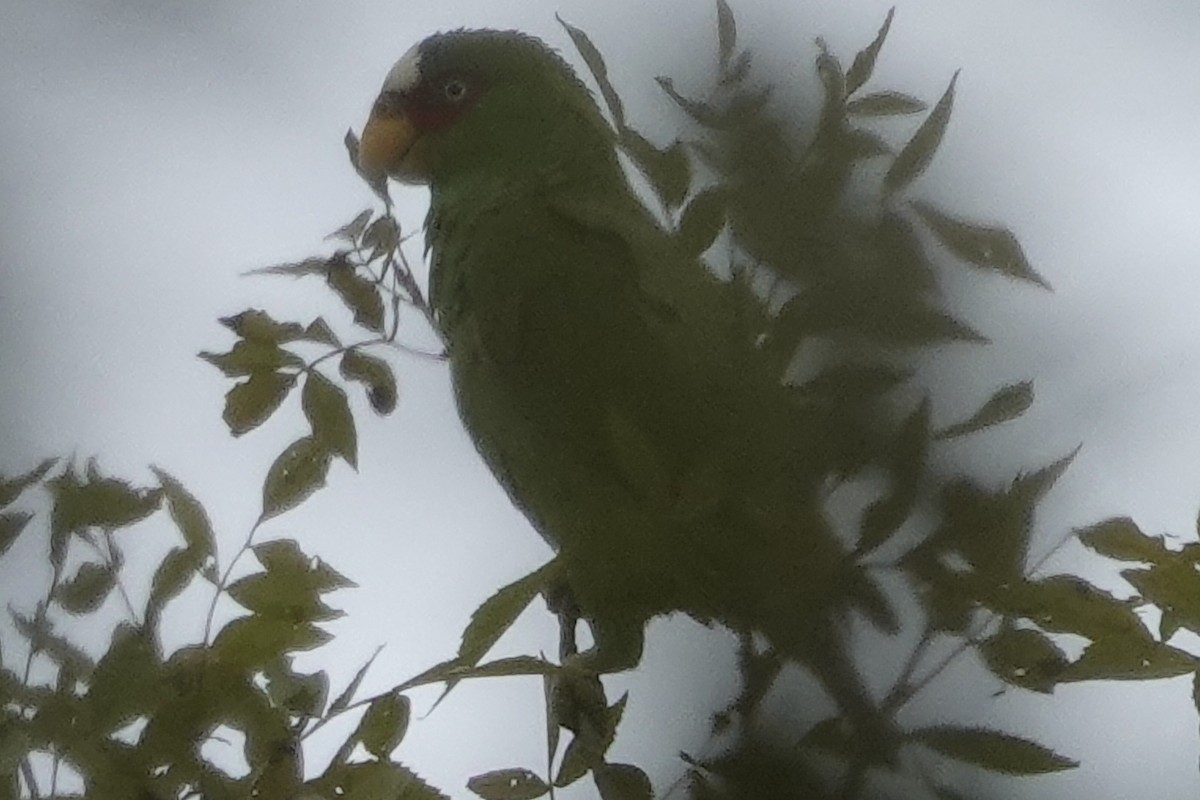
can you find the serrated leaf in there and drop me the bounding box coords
[468,769,549,800]
[223,372,297,436]
[0,458,56,509]
[715,0,736,72]
[846,90,926,116]
[557,16,625,130]
[260,437,332,522]
[846,7,894,94]
[620,130,691,209]
[657,77,727,128]
[0,512,33,560]
[211,615,332,669]
[936,381,1034,440]
[54,562,116,614]
[1077,517,1163,562]
[1062,637,1195,682]
[243,256,331,279]
[913,201,1051,288]
[327,263,385,334]
[340,350,398,415]
[220,309,307,343]
[200,338,305,377]
[361,216,400,260]
[49,470,162,538]
[912,726,1077,774]
[460,562,559,667]
[327,209,373,243]
[302,371,357,468]
[554,694,627,788]
[983,575,1142,640]
[151,467,216,561]
[980,627,1067,694]
[304,317,342,347]
[358,692,410,759]
[884,71,959,194]
[594,763,653,800]
[145,546,201,624]
[329,647,383,715]
[677,186,727,258]
[398,655,557,694]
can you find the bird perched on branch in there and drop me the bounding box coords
[357,28,881,720]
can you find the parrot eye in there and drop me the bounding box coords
[443,78,468,102]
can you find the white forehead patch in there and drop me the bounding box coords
[382,42,422,93]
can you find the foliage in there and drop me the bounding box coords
[2,4,1195,800]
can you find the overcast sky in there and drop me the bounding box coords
[3,1,1200,798]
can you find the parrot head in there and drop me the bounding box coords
[358,29,614,188]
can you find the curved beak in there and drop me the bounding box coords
[358,103,420,180]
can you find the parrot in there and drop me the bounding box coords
[356,28,884,725]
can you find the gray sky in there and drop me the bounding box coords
[3,1,1200,798]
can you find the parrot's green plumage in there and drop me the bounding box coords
[361,29,876,716]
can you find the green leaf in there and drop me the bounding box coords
[620,130,691,209]
[303,371,358,468]
[304,317,342,347]
[0,512,32,560]
[151,467,216,561]
[980,627,1067,694]
[220,309,307,343]
[1060,636,1195,682]
[311,760,448,800]
[361,216,400,261]
[327,262,385,334]
[329,647,383,715]
[468,768,549,800]
[200,338,305,377]
[358,692,410,759]
[54,562,116,614]
[859,399,928,552]
[846,90,925,116]
[554,694,626,787]
[0,458,56,509]
[913,200,1051,288]
[223,371,297,436]
[883,71,959,194]
[715,0,737,72]
[846,7,894,94]
[912,726,1078,774]
[656,77,727,128]
[85,624,162,731]
[1077,517,1164,562]
[983,575,1143,640]
[594,763,653,800]
[935,381,1034,440]
[49,469,162,538]
[260,437,333,522]
[244,255,335,279]
[211,615,332,669]
[677,186,727,258]
[145,546,202,624]
[398,655,557,693]
[557,16,625,129]
[327,209,373,243]
[265,662,329,719]
[460,562,560,667]
[340,349,398,415]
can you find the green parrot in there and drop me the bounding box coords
[358,28,879,721]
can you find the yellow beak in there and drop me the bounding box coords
[358,106,420,180]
